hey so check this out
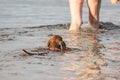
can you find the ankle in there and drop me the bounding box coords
[69,24,80,31]
[89,23,99,29]
[69,22,82,30]
[88,20,99,29]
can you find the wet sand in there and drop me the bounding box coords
[0,22,120,80]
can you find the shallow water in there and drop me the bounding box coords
[0,0,120,28]
[0,0,120,79]
[0,23,120,80]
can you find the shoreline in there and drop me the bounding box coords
[0,21,119,30]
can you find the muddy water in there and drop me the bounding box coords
[0,23,120,80]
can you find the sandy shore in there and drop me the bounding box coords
[0,22,120,80]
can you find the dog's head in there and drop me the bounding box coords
[47,35,66,52]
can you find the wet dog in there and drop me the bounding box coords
[47,35,66,52]
[23,35,70,55]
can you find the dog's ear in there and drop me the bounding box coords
[62,41,66,50]
[59,41,66,52]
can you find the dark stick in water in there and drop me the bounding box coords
[22,49,48,56]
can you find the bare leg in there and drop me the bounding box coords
[69,0,84,31]
[87,0,101,29]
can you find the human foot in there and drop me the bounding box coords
[69,26,80,31]
[81,23,99,31]
[69,22,82,31]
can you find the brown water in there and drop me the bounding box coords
[0,23,120,80]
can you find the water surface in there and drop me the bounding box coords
[0,0,120,28]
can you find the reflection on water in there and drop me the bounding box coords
[0,23,120,80]
[60,31,107,80]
